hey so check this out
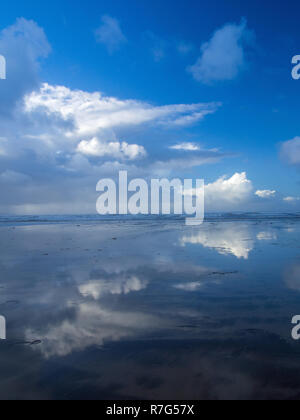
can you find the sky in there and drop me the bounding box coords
[0,0,300,214]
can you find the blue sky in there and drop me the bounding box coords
[0,0,300,214]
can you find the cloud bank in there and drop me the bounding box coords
[0,18,286,215]
[0,19,226,214]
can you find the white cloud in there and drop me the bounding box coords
[188,19,254,84]
[0,78,222,213]
[77,137,146,160]
[255,190,276,199]
[205,172,253,207]
[170,142,201,151]
[170,109,217,126]
[280,137,300,166]
[95,15,127,53]
[25,83,220,137]
[0,19,227,214]
[20,83,220,168]
[182,172,253,211]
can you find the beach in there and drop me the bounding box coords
[0,215,300,400]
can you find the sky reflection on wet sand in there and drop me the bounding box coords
[1,218,300,400]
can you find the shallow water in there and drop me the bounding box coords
[1,217,300,400]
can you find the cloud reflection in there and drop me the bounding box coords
[79,275,148,299]
[1,220,300,399]
[26,302,162,358]
[180,223,254,259]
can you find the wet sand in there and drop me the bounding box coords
[0,217,300,400]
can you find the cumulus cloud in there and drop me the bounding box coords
[77,137,146,160]
[0,82,221,213]
[182,172,256,212]
[95,15,127,53]
[188,19,254,84]
[280,137,300,166]
[0,19,229,214]
[20,83,221,171]
[205,172,253,208]
[255,190,276,199]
